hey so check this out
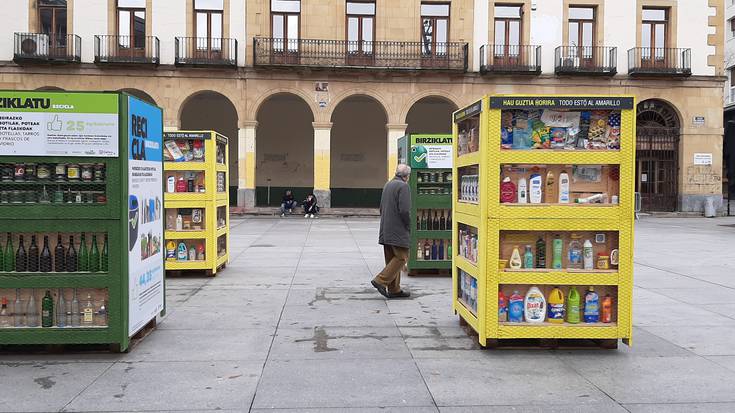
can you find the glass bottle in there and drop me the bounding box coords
[421,211,428,230]
[416,212,421,231]
[66,235,78,272]
[0,297,9,328]
[56,288,66,328]
[431,240,437,260]
[26,289,39,327]
[82,293,94,325]
[433,212,440,231]
[446,210,452,229]
[40,236,52,272]
[27,235,39,272]
[13,289,23,327]
[523,245,534,269]
[78,233,88,272]
[439,210,446,231]
[568,235,583,270]
[54,234,65,272]
[98,299,107,326]
[89,235,100,273]
[423,240,431,260]
[0,236,3,271]
[426,210,433,230]
[535,236,547,269]
[447,241,452,257]
[417,241,423,260]
[101,235,108,272]
[438,239,445,260]
[15,235,27,272]
[41,290,53,327]
[70,289,80,327]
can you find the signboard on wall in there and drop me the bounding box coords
[693,153,713,165]
[0,91,119,156]
[489,96,635,110]
[126,95,165,337]
[410,134,453,169]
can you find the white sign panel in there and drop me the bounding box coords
[693,153,713,165]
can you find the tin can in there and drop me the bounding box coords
[597,254,610,270]
[67,164,80,181]
[13,164,25,181]
[36,164,51,180]
[55,163,67,181]
[80,164,94,181]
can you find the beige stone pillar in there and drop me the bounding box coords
[386,123,408,180]
[237,121,257,208]
[163,119,180,132]
[313,122,332,208]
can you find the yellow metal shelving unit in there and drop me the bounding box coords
[163,131,229,276]
[452,95,635,347]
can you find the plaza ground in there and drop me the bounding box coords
[2,216,735,412]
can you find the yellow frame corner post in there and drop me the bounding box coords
[163,130,230,276]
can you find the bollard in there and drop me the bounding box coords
[704,197,716,218]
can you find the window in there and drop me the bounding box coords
[271,0,300,52]
[421,3,450,56]
[494,5,522,58]
[730,18,735,37]
[641,7,668,60]
[195,0,223,51]
[569,6,595,48]
[118,0,146,49]
[346,1,375,54]
[39,0,67,47]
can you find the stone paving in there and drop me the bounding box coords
[2,216,735,412]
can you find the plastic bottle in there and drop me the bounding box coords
[508,290,524,323]
[517,177,528,204]
[583,239,594,270]
[498,291,508,322]
[470,278,477,313]
[583,287,600,323]
[176,214,183,231]
[535,236,546,268]
[529,174,543,204]
[552,235,563,269]
[568,235,583,269]
[567,287,581,324]
[509,246,522,269]
[544,170,556,204]
[558,171,570,203]
[601,294,613,323]
[524,286,546,323]
[177,242,188,261]
[523,245,534,269]
[547,286,565,324]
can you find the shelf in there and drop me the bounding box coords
[455,255,479,276]
[0,327,115,345]
[454,211,480,227]
[0,180,105,186]
[216,192,228,202]
[498,270,619,286]
[498,322,619,339]
[417,181,451,186]
[456,152,480,168]
[498,150,622,165]
[164,162,207,171]
[165,199,208,209]
[495,204,623,220]
[455,299,479,333]
[456,201,479,217]
[415,197,452,209]
[415,229,451,238]
[216,226,228,237]
[165,230,207,239]
[495,217,622,232]
[164,192,208,202]
[215,164,227,172]
[165,260,210,270]
[0,272,110,288]
[216,254,228,267]
[411,259,451,269]
[216,199,229,207]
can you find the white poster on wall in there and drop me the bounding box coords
[693,153,713,165]
[127,96,165,337]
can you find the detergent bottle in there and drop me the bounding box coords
[509,246,522,269]
[583,239,594,270]
[547,286,565,323]
[583,287,600,323]
[524,286,546,323]
[567,286,581,324]
[552,234,563,269]
[508,290,524,323]
[498,291,508,322]
[601,294,613,323]
[558,171,570,203]
[523,245,534,269]
[529,174,543,204]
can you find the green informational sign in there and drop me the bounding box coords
[0,91,119,157]
[397,135,408,166]
[409,134,453,169]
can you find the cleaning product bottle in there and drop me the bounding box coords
[568,234,583,269]
[601,294,613,323]
[544,170,556,204]
[177,242,188,261]
[524,286,546,323]
[498,291,508,322]
[517,177,528,204]
[500,177,517,204]
[547,286,565,324]
[552,234,563,269]
[583,239,594,270]
[567,286,581,324]
[523,245,534,269]
[583,287,600,323]
[535,236,546,268]
[529,174,543,204]
[508,290,524,323]
[558,170,570,203]
[509,246,522,269]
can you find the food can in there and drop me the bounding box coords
[81,164,94,181]
[67,164,80,180]
[36,164,51,180]
[13,164,25,181]
[55,163,67,181]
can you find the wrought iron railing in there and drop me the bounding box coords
[628,47,691,76]
[94,35,160,65]
[175,37,238,67]
[14,33,81,63]
[479,44,541,74]
[253,37,468,71]
[555,46,617,75]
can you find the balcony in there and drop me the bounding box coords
[175,37,238,67]
[479,44,541,74]
[628,48,691,77]
[94,35,160,65]
[554,46,617,76]
[253,37,468,72]
[13,33,81,64]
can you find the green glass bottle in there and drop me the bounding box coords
[101,235,108,272]
[0,236,3,271]
[4,233,13,272]
[78,233,88,272]
[41,290,53,327]
[89,235,100,273]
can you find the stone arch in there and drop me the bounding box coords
[34,86,65,91]
[328,88,393,124]
[118,88,157,105]
[404,94,460,135]
[248,88,317,123]
[400,90,461,124]
[636,98,682,129]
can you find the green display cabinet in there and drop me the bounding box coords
[0,91,165,352]
[398,134,453,275]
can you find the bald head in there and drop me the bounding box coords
[395,164,411,181]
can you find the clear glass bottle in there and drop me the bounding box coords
[70,288,80,327]
[13,289,23,327]
[82,293,94,325]
[26,289,39,327]
[56,288,66,328]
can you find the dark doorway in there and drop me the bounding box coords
[636,99,680,212]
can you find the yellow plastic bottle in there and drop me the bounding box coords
[547,286,565,324]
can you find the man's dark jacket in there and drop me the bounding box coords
[378,176,412,248]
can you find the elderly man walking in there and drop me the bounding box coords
[371,164,412,299]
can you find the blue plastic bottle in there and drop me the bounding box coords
[508,290,524,323]
[583,287,600,323]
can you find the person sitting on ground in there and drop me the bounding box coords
[280,190,297,217]
[303,193,319,218]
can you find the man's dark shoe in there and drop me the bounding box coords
[371,280,389,298]
[388,290,411,299]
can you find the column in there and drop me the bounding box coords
[386,123,408,180]
[237,120,257,209]
[163,118,180,132]
[313,122,332,208]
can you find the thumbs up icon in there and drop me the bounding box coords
[47,115,62,132]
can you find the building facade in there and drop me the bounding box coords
[0,0,726,212]
[724,0,734,214]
